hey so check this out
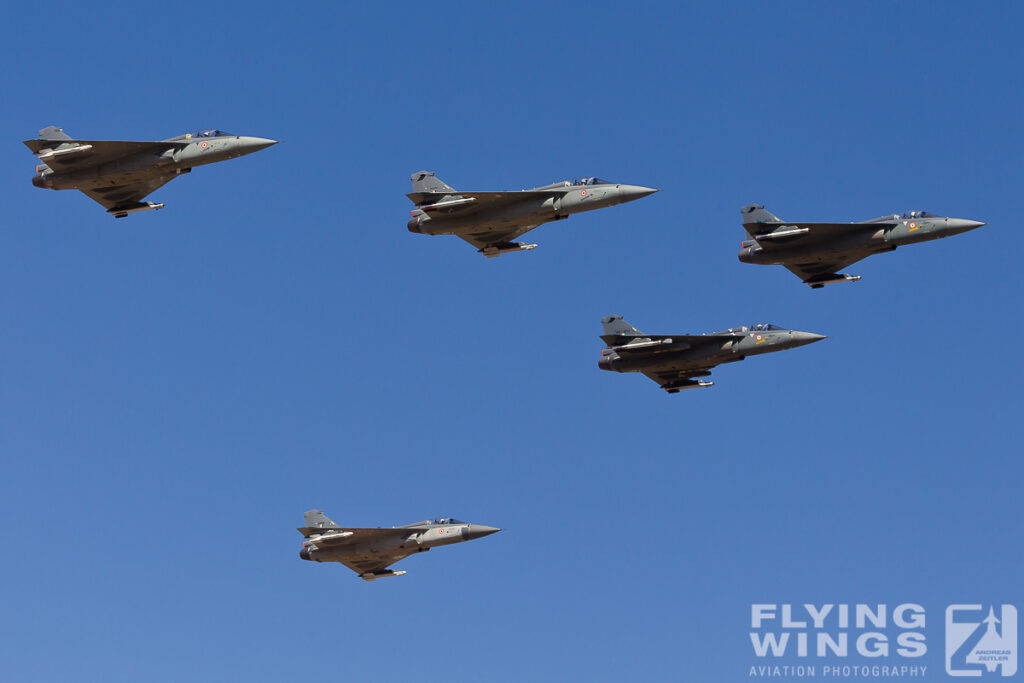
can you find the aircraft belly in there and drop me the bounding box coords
[442,201,554,231]
[319,538,410,560]
[819,231,878,252]
[97,152,171,175]
[618,349,701,372]
[50,157,178,189]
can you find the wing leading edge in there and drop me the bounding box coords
[25,139,185,172]
[407,189,564,209]
[297,526,413,542]
[601,332,740,350]
[744,221,890,248]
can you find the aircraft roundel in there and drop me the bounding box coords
[438,528,445,534]
[580,189,587,197]
[200,141,209,150]
[909,222,917,230]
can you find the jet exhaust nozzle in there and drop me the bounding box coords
[738,245,764,263]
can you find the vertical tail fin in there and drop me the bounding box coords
[411,171,456,194]
[602,315,643,338]
[38,126,73,142]
[304,510,340,529]
[740,204,782,225]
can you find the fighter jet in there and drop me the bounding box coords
[738,205,986,288]
[25,126,277,217]
[297,510,500,581]
[406,171,657,257]
[598,315,826,393]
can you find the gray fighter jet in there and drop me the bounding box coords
[406,171,657,257]
[25,126,277,217]
[298,510,500,581]
[598,315,826,393]
[738,205,985,288]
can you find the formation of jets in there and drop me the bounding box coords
[22,128,986,580]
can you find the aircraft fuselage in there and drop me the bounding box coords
[738,216,984,266]
[32,135,276,192]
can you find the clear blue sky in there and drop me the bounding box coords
[1,2,1020,681]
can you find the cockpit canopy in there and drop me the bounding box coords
[190,129,231,138]
[431,517,464,525]
[571,177,611,186]
[751,323,783,331]
[901,211,936,218]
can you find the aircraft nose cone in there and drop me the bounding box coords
[791,332,827,346]
[946,218,986,233]
[617,185,659,203]
[465,524,501,540]
[32,174,45,188]
[299,547,311,561]
[238,136,278,153]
